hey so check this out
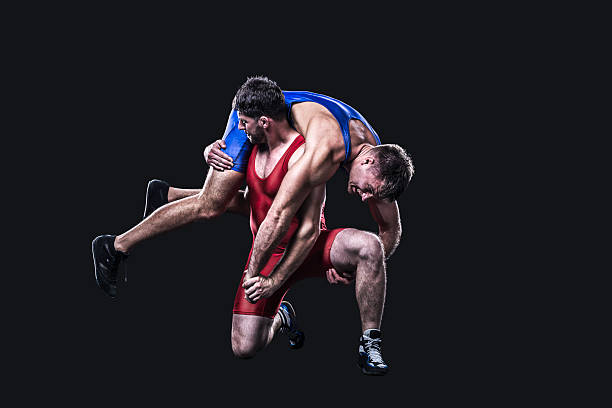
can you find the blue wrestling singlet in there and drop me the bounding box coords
[220,90,382,173]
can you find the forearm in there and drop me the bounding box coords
[368,200,402,259]
[247,140,338,279]
[245,206,295,279]
[379,225,401,259]
[268,225,320,288]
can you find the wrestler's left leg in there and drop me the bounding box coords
[167,187,201,202]
[329,228,386,332]
[328,228,389,375]
[144,182,248,218]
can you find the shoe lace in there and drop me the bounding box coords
[364,338,384,364]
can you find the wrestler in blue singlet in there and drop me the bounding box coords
[220,91,382,172]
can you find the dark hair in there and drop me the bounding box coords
[233,76,286,120]
[371,144,414,201]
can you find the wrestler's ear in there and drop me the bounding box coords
[259,116,269,128]
[362,157,374,165]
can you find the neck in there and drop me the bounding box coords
[345,144,374,171]
[264,119,300,151]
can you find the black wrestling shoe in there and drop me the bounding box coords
[143,179,169,219]
[92,235,128,298]
[358,329,389,375]
[278,301,305,349]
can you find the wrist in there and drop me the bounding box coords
[273,271,287,289]
[264,271,278,288]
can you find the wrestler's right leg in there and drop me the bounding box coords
[115,108,249,253]
[93,109,251,298]
[231,313,282,359]
[114,168,244,253]
[93,168,243,297]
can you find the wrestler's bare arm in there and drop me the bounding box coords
[268,184,326,286]
[367,199,402,259]
[242,184,326,302]
[245,132,342,279]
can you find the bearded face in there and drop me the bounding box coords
[237,113,265,144]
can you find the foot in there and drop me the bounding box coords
[358,329,389,375]
[92,235,128,298]
[143,179,170,219]
[278,301,305,349]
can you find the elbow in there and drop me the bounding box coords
[296,222,321,246]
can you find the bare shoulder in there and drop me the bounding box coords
[291,103,344,156]
[290,101,330,130]
[284,102,346,178]
[294,102,341,135]
[287,144,305,169]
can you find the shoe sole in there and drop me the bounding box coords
[289,330,305,350]
[358,355,389,376]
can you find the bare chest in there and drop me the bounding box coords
[254,149,284,179]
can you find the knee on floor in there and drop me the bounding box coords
[232,345,257,359]
[231,339,260,359]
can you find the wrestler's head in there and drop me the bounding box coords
[233,76,287,144]
[347,144,414,202]
[236,112,266,144]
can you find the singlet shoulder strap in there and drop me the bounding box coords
[281,135,305,173]
[247,144,259,178]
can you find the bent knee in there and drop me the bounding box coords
[358,233,384,262]
[197,208,223,220]
[231,341,259,359]
[195,197,224,220]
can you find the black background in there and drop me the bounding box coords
[9,10,534,406]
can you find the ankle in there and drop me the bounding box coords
[167,187,177,202]
[363,328,381,338]
[114,236,129,254]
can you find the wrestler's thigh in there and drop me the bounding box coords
[329,228,379,273]
[231,313,273,345]
[196,108,251,211]
[198,167,245,211]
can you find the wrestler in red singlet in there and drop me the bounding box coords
[233,135,344,318]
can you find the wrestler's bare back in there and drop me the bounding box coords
[289,102,379,164]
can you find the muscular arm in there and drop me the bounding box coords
[266,185,325,288]
[242,184,327,302]
[367,199,402,259]
[245,132,342,279]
